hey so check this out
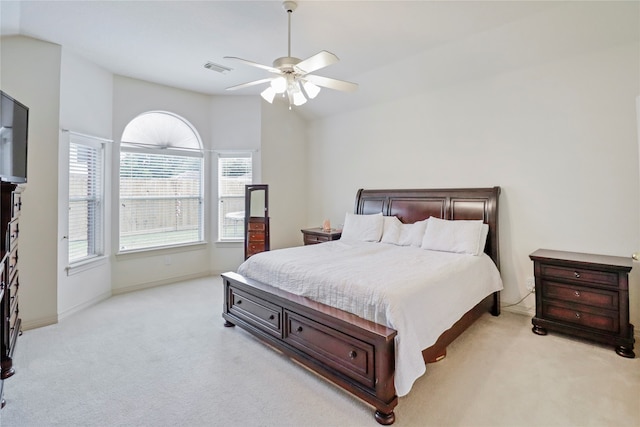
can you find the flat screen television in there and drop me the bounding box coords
[0,91,29,183]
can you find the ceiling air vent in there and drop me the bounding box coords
[204,62,232,74]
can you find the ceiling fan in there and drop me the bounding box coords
[224,1,358,109]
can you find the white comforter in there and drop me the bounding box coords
[237,240,503,396]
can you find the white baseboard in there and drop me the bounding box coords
[20,314,58,331]
[57,290,113,321]
[112,271,212,295]
[502,304,640,344]
[502,305,535,317]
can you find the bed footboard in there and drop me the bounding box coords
[221,271,399,425]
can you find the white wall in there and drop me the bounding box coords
[0,36,61,329]
[307,42,640,330]
[261,100,308,250]
[208,95,262,273]
[57,48,113,318]
[111,76,213,293]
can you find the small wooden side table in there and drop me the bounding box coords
[530,249,635,358]
[301,227,342,245]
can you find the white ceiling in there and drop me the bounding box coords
[1,1,638,119]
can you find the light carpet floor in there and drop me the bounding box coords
[1,276,638,427]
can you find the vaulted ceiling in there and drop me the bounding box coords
[1,1,638,119]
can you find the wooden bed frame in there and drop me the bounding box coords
[221,187,501,424]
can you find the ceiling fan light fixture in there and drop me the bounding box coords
[293,91,307,106]
[270,76,287,93]
[302,80,321,99]
[261,87,277,103]
[223,0,358,110]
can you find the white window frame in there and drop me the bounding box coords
[67,133,105,266]
[217,151,253,242]
[118,112,204,253]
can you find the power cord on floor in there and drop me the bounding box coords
[502,288,535,308]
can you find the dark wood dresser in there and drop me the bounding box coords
[530,249,634,358]
[301,227,342,245]
[0,183,22,406]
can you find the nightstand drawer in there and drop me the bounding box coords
[540,264,618,287]
[301,228,342,245]
[304,234,328,245]
[542,281,618,310]
[543,301,618,333]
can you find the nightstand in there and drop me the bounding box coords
[301,227,342,245]
[530,249,635,358]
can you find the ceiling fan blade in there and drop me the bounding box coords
[224,56,281,74]
[304,74,358,92]
[226,78,273,91]
[294,50,339,74]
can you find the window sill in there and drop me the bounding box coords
[216,239,243,245]
[116,241,207,259]
[66,256,108,276]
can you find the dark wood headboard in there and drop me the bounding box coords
[354,187,501,270]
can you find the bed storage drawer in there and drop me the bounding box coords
[227,286,282,337]
[284,310,375,388]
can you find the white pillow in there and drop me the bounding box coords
[381,216,402,244]
[341,212,384,242]
[478,223,489,255]
[397,218,429,247]
[421,217,486,255]
[381,216,428,247]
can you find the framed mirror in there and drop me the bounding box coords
[244,184,269,259]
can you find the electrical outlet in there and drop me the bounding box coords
[525,277,535,292]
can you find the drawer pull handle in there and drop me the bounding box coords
[575,312,581,319]
[269,314,275,320]
[348,350,357,359]
[574,291,581,297]
[296,326,303,333]
[236,299,242,305]
[574,272,581,279]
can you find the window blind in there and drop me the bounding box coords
[69,137,104,263]
[218,153,252,240]
[119,151,203,251]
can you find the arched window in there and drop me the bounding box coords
[119,111,204,251]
